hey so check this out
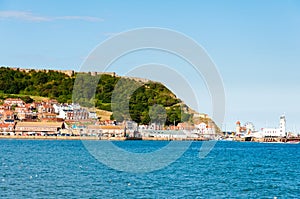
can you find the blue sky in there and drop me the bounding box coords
[1,0,300,131]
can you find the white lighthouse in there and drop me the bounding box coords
[279,114,286,137]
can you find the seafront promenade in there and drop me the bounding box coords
[0,135,210,141]
[0,135,99,140]
[1,134,299,143]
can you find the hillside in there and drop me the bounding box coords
[0,67,191,125]
[0,67,221,132]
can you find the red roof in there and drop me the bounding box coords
[0,123,13,128]
[4,110,14,115]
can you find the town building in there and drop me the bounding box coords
[89,111,97,119]
[14,122,65,136]
[3,110,14,120]
[85,125,124,137]
[261,115,286,137]
[194,122,216,136]
[235,115,287,139]
[0,123,15,135]
[56,104,91,120]
[4,98,25,107]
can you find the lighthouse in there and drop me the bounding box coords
[279,114,286,137]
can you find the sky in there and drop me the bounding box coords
[1,0,300,131]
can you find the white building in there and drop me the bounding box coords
[89,111,97,119]
[4,98,25,107]
[261,115,286,137]
[194,122,216,137]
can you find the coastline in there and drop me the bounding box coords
[0,135,210,141]
[1,135,299,143]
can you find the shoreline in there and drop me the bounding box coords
[0,135,210,141]
[1,135,299,143]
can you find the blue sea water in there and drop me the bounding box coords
[0,140,299,198]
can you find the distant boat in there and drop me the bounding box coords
[286,141,299,144]
[261,142,287,144]
[219,137,234,141]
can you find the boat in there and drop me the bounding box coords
[286,141,299,144]
[222,137,234,141]
[261,141,285,144]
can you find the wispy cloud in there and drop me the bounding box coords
[0,10,103,22]
[0,11,49,21]
[54,16,102,22]
[102,32,119,37]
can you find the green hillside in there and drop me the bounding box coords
[0,67,192,125]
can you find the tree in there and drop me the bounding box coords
[149,104,167,124]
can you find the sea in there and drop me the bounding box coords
[0,139,299,198]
